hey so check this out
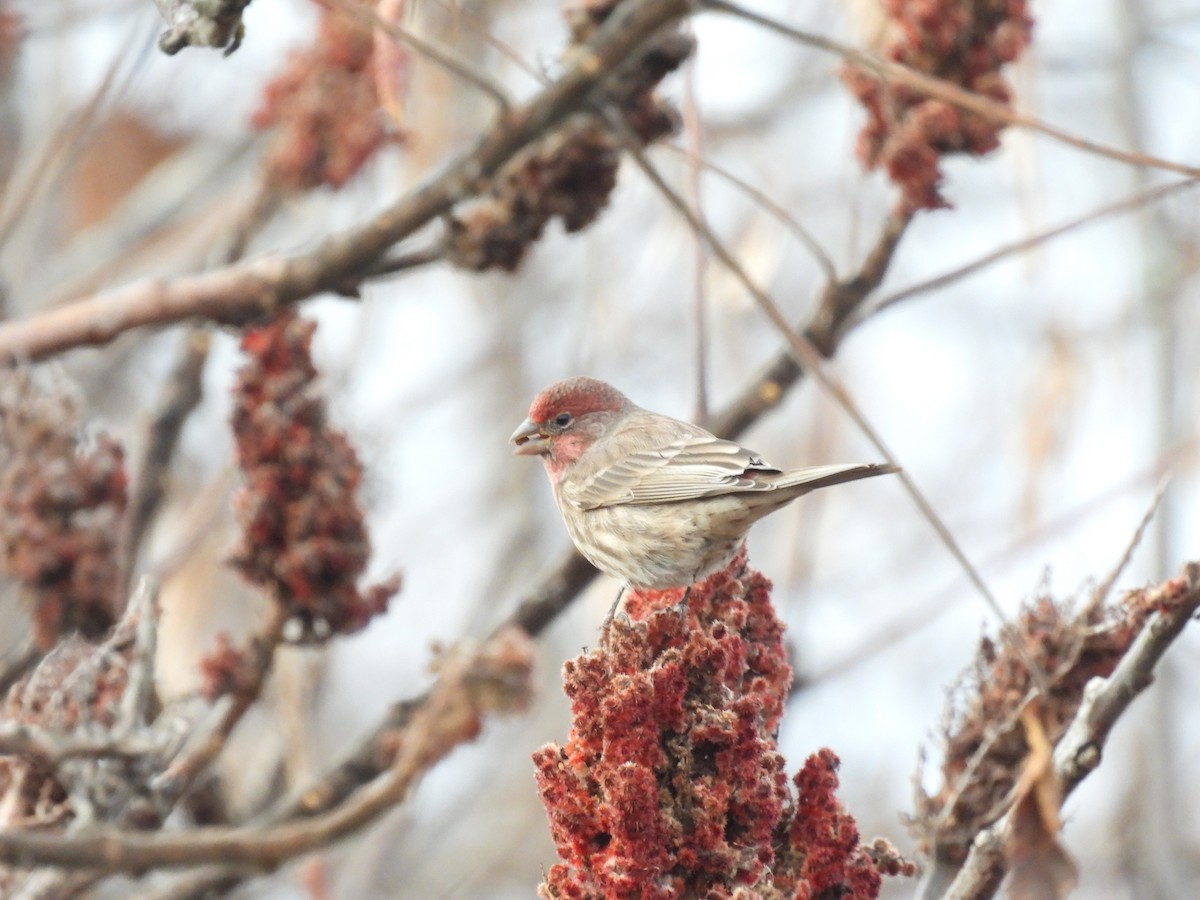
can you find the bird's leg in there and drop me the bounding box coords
[600,586,627,643]
[671,565,706,621]
[671,585,693,620]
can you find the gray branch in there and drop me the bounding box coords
[151,0,252,56]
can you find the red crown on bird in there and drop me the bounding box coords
[527,376,628,424]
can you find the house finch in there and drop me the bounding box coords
[511,376,897,590]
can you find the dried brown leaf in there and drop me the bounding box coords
[1005,702,1077,900]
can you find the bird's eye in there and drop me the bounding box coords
[554,412,573,428]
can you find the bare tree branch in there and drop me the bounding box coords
[118,330,210,591]
[941,562,1200,900]
[0,628,534,873]
[0,0,692,363]
[0,724,161,768]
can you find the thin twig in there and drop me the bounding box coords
[222,186,285,266]
[427,0,547,83]
[681,28,710,423]
[802,450,1189,689]
[864,179,1200,323]
[702,211,907,441]
[150,604,288,807]
[322,0,511,110]
[661,143,837,280]
[0,20,148,251]
[365,245,447,278]
[1088,475,1172,615]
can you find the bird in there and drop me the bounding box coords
[511,376,896,592]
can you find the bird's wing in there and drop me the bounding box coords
[564,433,781,510]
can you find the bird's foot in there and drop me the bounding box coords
[671,585,692,622]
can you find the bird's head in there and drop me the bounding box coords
[511,377,630,471]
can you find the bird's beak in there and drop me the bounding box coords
[510,417,550,456]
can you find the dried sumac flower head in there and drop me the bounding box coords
[912,572,1194,869]
[229,311,399,639]
[445,0,692,273]
[197,630,260,702]
[842,0,1033,212]
[535,548,907,898]
[0,370,127,649]
[252,0,399,190]
[448,118,621,272]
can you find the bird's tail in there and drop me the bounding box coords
[773,462,899,495]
